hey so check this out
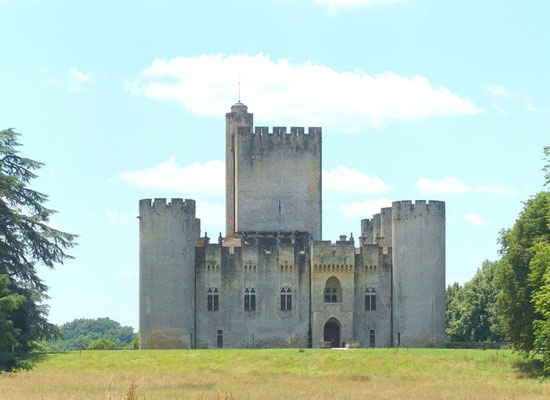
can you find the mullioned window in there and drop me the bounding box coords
[244,288,256,311]
[207,288,219,311]
[280,288,292,311]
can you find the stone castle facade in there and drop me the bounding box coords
[139,102,446,349]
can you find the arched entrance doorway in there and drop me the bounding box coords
[323,318,341,348]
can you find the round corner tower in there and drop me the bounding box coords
[391,200,445,348]
[139,198,196,349]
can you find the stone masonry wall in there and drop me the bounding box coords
[353,244,392,348]
[391,200,446,347]
[234,126,322,240]
[195,233,310,348]
[310,238,355,347]
[139,198,196,349]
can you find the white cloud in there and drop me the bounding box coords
[128,53,481,131]
[119,159,225,231]
[120,158,224,194]
[465,213,493,226]
[68,67,91,91]
[492,103,507,114]
[323,166,390,193]
[525,102,539,113]
[316,0,404,13]
[338,198,393,218]
[485,84,512,100]
[415,176,514,196]
[195,199,224,234]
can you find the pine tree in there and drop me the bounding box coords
[0,128,76,370]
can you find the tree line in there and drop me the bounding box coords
[45,317,138,351]
[446,147,550,370]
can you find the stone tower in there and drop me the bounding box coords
[225,102,253,236]
[225,102,322,239]
[391,200,446,347]
[139,198,196,349]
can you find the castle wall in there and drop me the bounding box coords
[195,234,310,348]
[361,208,392,249]
[139,198,196,349]
[391,200,445,347]
[379,207,392,248]
[353,244,392,348]
[310,239,355,347]
[360,218,373,245]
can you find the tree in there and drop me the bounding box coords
[0,275,25,351]
[493,147,550,372]
[446,260,505,343]
[531,242,550,370]
[0,128,76,369]
[496,191,550,354]
[544,146,550,187]
[124,335,139,350]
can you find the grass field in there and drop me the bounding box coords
[0,348,549,399]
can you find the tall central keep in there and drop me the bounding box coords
[225,102,322,239]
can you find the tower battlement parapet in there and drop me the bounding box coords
[311,237,356,272]
[238,126,321,140]
[139,198,195,212]
[361,213,381,245]
[242,130,321,153]
[392,200,445,220]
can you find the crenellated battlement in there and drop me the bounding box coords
[392,200,445,220]
[311,237,356,273]
[238,126,322,141]
[360,206,392,248]
[139,198,196,212]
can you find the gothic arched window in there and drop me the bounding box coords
[365,288,376,311]
[324,277,342,303]
[280,288,292,311]
[207,287,219,311]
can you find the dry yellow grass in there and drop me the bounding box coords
[0,348,549,399]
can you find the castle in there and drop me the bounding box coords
[139,102,446,349]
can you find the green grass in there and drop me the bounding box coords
[1,348,549,399]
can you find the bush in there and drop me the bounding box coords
[123,335,139,350]
[88,338,116,350]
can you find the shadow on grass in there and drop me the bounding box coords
[0,352,50,372]
[513,358,548,379]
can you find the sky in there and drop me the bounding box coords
[1,0,548,330]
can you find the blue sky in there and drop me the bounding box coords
[1,0,548,329]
